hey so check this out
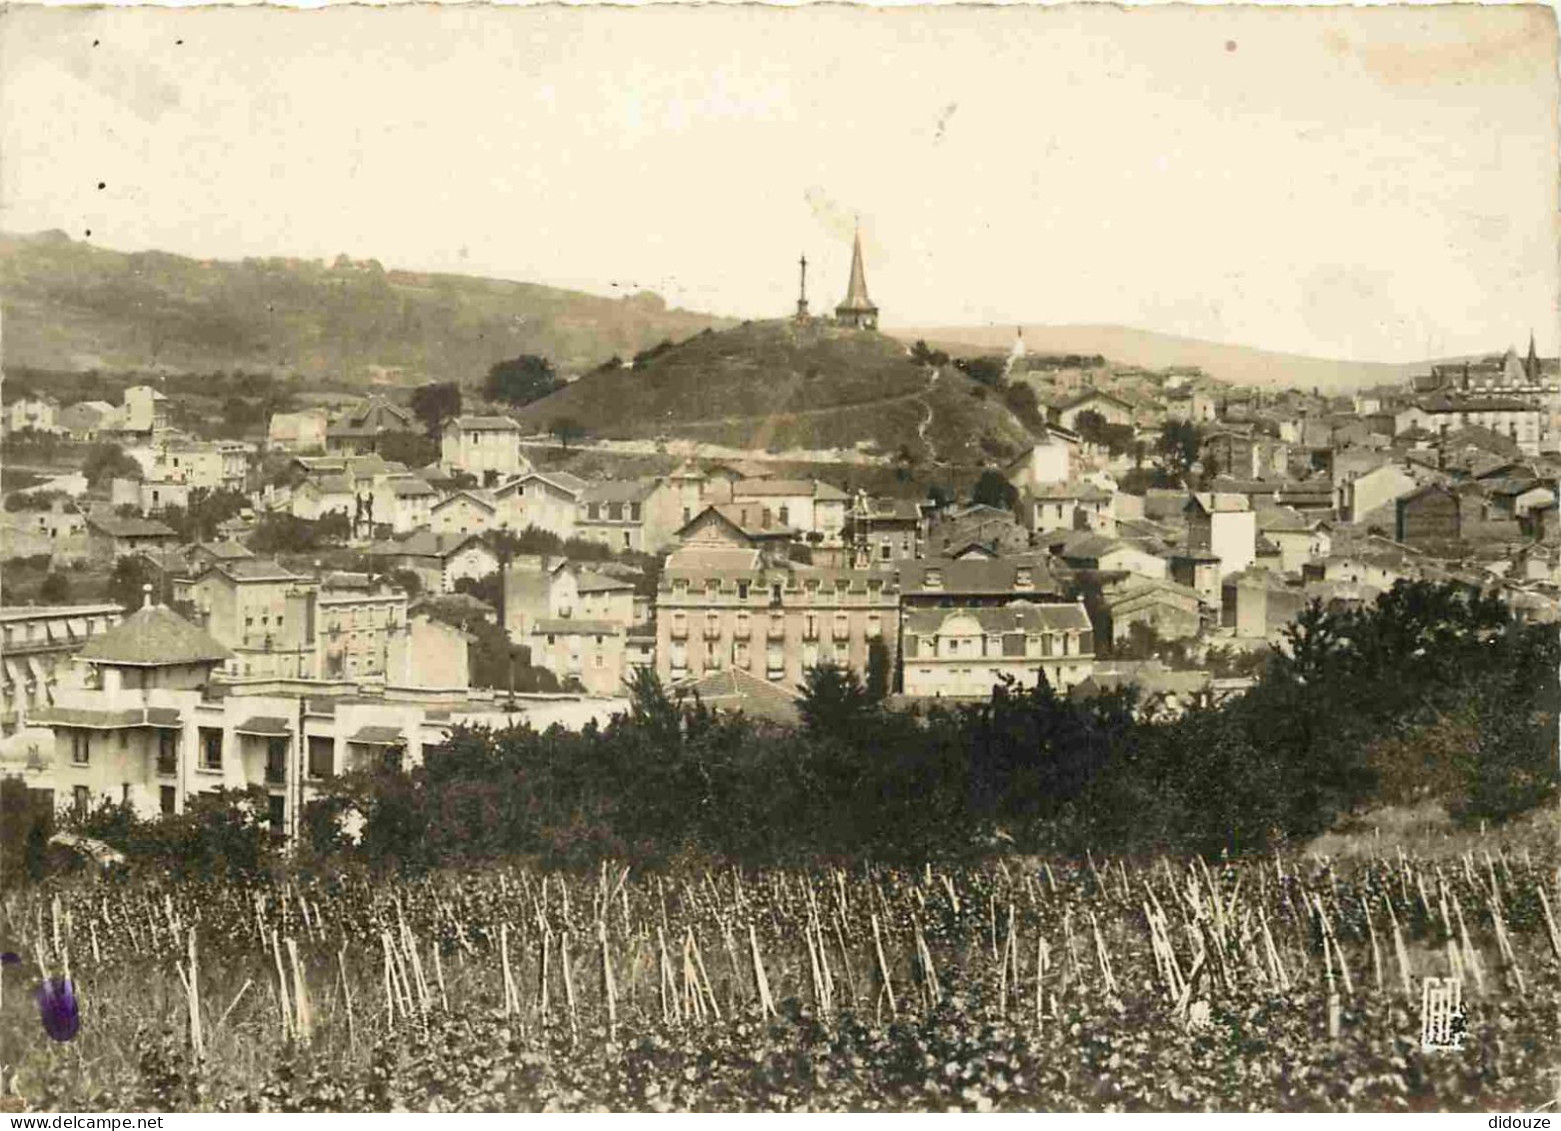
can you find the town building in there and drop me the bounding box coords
[655,559,899,689]
[267,410,329,453]
[326,396,419,455]
[1104,581,1204,644]
[367,531,499,594]
[1184,494,1256,579]
[1054,389,1134,431]
[577,478,679,553]
[5,395,60,436]
[440,416,531,482]
[900,601,1095,698]
[493,471,587,540]
[429,489,500,537]
[1396,484,1462,547]
[57,401,117,442]
[84,514,179,560]
[846,494,925,566]
[0,604,125,734]
[1005,430,1079,492]
[189,559,316,680]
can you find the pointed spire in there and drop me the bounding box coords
[1527,329,1539,381]
[835,222,879,329]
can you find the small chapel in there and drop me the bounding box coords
[793,226,880,330]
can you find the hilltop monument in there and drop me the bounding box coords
[834,226,879,330]
[794,253,811,322]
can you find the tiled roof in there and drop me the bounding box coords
[194,541,255,560]
[77,604,231,666]
[29,705,182,729]
[449,415,521,431]
[87,515,177,539]
[207,558,297,584]
[575,570,635,593]
[732,479,818,497]
[370,531,492,560]
[389,477,437,497]
[431,489,497,512]
[234,716,292,736]
[903,601,1092,635]
[533,619,624,636]
[670,667,801,725]
[349,725,405,745]
[898,555,1060,595]
[663,547,764,572]
[582,478,659,504]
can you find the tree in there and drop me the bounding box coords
[485,355,563,407]
[956,356,1007,389]
[910,340,950,367]
[1003,382,1045,431]
[865,638,891,703]
[972,469,1019,510]
[107,556,159,610]
[409,382,462,436]
[374,431,438,469]
[550,417,586,452]
[1155,420,1202,477]
[82,443,141,487]
[798,661,872,740]
[38,571,72,604]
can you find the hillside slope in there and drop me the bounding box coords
[0,230,733,382]
[515,319,1036,465]
[893,323,1420,393]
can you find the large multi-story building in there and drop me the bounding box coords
[0,604,125,734]
[23,599,621,836]
[326,396,419,455]
[189,559,316,679]
[900,601,1095,699]
[577,479,681,553]
[655,557,899,688]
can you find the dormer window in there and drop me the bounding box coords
[924,569,943,590]
[1015,568,1033,589]
[737,580,750,600]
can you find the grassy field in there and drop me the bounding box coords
[0,230,731,380]
[515,320,1036,466]
[3,842,1556,1111]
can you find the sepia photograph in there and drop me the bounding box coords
[0,0,1557,1114]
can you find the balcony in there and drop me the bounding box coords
[670,622,688,640]
[802,625,820,642]
[733,625,751,641]
[156,755,177,777]
[264,764,286,785]
[832,623,851,642]
[702,625,722,641]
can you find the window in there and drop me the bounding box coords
[308,736,334,780]
[267,795,285,834]
[245,616,254,628]
[71,731,91,765]
[157,731,177,775]
[594,654,604,669]
[608,502,624,521]
[73,785,90,818]
[630,503,642,522]
[265,738,288,784]
[199,728,223,771]
[160,786,176,816]
[880,544,892,562]
[623,532,631,549]
[119,730,128,749]
[588,503,601,520]
[737,580,750,600]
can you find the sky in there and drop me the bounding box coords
[1,3,1556,362]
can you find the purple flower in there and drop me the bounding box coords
[36,977,80,1042]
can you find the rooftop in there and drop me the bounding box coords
[77,603,231,667]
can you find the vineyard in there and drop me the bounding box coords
[3,842,1558,1113]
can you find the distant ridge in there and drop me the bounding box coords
[890,323,1425,393]
[0,230,736,383]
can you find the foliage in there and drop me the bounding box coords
[866,638,892,703]
[1155,421,1201,478]
[485,355,564,408]
[161,488,250,543]
[82,443,141,487]
[550,416,586,452]
[1073,410,1137,456]
[107,556,161,610]
[373,430,439,470]
[5,489,71,513]
[247,513,350,556]
[409,381,463,436]
[954,356,1007,390]
[909,339,950,367]
[971,470,1018,511]
[38,571,72,603]
[1002,382,1045,432]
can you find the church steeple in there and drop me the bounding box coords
[835,223,879,330]
[1527,329,1539,382]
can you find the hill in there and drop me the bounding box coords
[891,323,1421,393]
[514,319,1037,466]
[0,230,734,382]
